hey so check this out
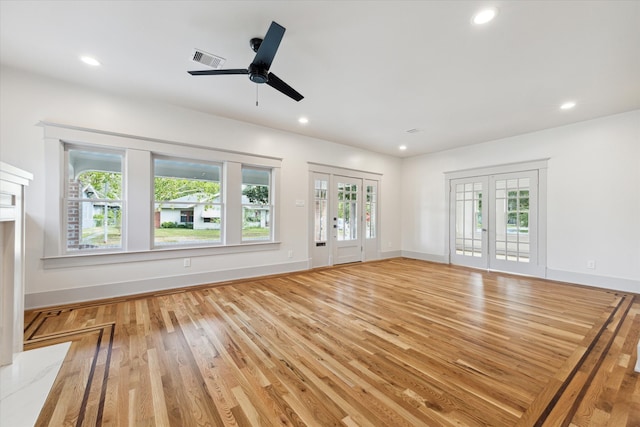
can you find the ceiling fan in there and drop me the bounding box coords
[188,21,304,102]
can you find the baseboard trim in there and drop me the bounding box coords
[25,260,309,309]
[401,250,448,264]
[27,258,637,309]
[546,268,639,294]
[399,253,638,294]
[379,250,402,259]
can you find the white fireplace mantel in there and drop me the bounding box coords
[0,162,33,366]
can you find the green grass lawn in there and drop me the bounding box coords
[155,228,221,243]
[155,228,221,239]
[81,226,270,245]
[155,227,270,243]
[242,227,271,240]
[81,226,121,246]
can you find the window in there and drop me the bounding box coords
[43,123,282,266]
[365,183,377,239]
[242,167,271,241]
[336,182,358,241]
[65,146,123,252]
[314,178,328,243]
[154,158,222,247]
[180,210,194,224]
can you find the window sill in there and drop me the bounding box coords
[42,241,281,269]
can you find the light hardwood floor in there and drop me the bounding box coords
[24,258,639,426]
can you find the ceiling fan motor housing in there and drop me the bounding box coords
[248,63,269,83]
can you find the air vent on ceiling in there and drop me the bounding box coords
[191,49,226,69]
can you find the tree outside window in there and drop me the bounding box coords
[154,158,222,246]
[66,148,123,251]
[242,168,271,241]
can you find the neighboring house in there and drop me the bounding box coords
[80,183,120,229]
[156,193,221,230]
[80,188,263,231]
[156,193,269,230]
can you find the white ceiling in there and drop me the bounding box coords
[1,1,639,157]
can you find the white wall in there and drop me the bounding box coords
[2,65,637,306]
[401,110,640,292]
[0,66,403,307]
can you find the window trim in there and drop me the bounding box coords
[42,241,280,269]
[41,121,282,268]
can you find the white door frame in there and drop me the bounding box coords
[444,159,548,277]
[308,163,382,268]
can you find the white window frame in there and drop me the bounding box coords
[41,122,281,269]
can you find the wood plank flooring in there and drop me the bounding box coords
[23,258,639,426]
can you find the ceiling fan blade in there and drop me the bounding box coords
[253,21,285,69]
[188,69,248,76]
[266,72,304,102]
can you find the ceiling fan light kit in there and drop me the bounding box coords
[188,21,303,102]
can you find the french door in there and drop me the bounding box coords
[450,170,539,275]
[450,176,488,269]
[333,176,363,264]
[310,170,379,267]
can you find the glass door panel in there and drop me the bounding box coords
[450,177,488,268]
[365,183,377,239]
[314,178,328,244]
[333,176,362,264]
[489,171,538,275]
[363,180,379,261]
[311,173,331,268]
[337,182,358,241]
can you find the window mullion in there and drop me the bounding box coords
[224,162,242,245]
[126,149,152,251]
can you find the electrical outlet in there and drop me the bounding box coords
[183,258,191,268]
[586,260,595,269]
[288,250,293,258]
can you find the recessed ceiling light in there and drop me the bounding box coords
[80,56,101,66]
[298,117,309,124]
[560,101,576,110]
[399,145,407,151]
[472,8,497,25]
